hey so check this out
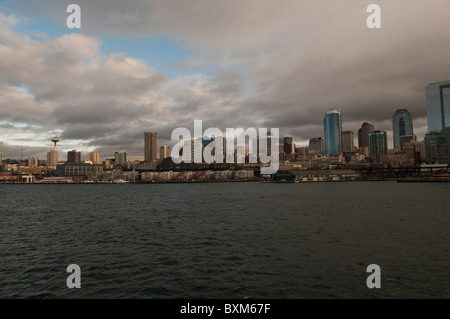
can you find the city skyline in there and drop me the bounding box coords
[1,1,450,160]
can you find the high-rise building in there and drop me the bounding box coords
[160,145,170,160]
[358,122,374,148]
[67,150,81,164]
[342,131,355,153]
[392,109,414,149]
[0,152,2,165]
[278,138,284,155]
[89,152,99,164]
[144,132,157,162]
[191,138,203,163]
[324,109,342,156]
[28,157,38,168]
[426,81,450,133]
[47,151,58,167]
[114,152,127,167]
[308,137,325,154]
[283,136,293,154]
[368,131,388,157]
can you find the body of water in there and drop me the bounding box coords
[0,182,449,298]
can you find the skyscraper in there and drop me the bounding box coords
[426,81,450,133]
[114,152,127,167]
[89,152,99,164]
[342,131,355,153]
[358,122,374,148]
[160,145,170,160]
[368,131,388,157]
[392,109,414,149]
[144,132,157,162]
[67,150,81,164]
[283,136,293,154]
[324,109,342,156]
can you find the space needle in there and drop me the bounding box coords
[51,137,60,151]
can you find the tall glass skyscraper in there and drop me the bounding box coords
[426,81,450,132]
[368,130,388,157]
[392,109,413,149]
[324,109,342,156]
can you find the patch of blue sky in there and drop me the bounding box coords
[0,2,70,40]
[99,35,218,79]
[19,84,35,98]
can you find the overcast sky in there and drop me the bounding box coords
[1,0,449,160]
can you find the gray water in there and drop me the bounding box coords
[0,182,449,299]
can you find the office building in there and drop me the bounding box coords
[144,132,157,162]
[283,137,293,154]
[358,122,374,148]
[308,137,325,155]
[392,109,414,149]
[368,130,388,158]
[425,128,450,164]
[89,152,99,164]
[160,145,170,160]
[55,163,104,179]
[114,152,127,167]
[67,150,81,164]
[342,131,355,153]
[426,81,450,132]
[324,109,342,156]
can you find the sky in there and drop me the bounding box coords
[0,0,450,161]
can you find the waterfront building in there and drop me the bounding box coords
[55,163,104,179]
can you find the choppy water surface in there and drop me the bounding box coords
[0,182,449,298]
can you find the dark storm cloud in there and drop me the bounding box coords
[2,0,450,155]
